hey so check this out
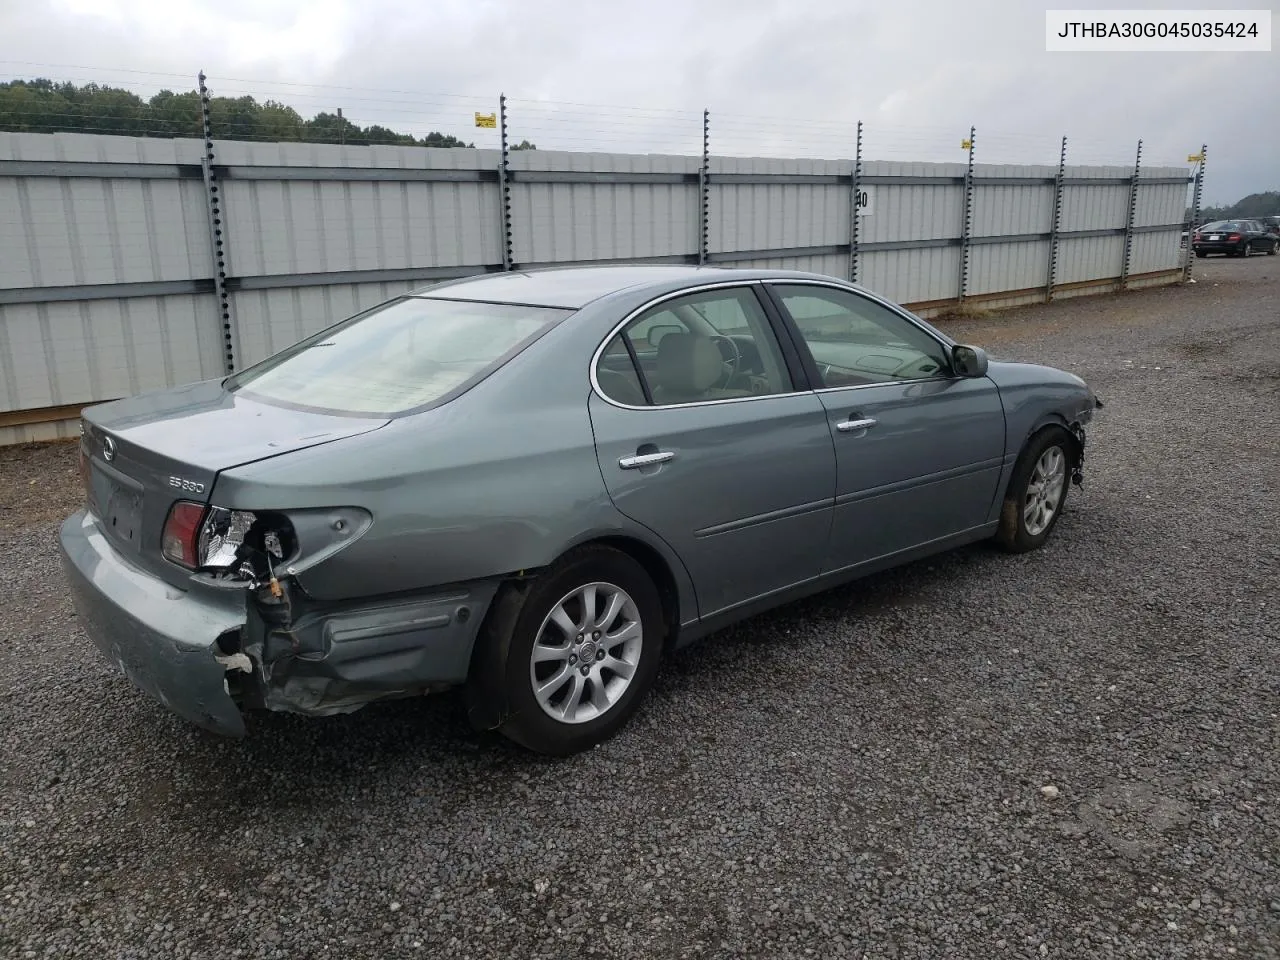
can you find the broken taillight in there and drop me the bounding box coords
[197,508,260,569]
[162,501,206,568]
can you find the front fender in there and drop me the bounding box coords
[985,361,1096,453]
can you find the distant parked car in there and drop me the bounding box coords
[60,266,1101,755]
[1192,220,1278,257]
[1260,216,1280,241]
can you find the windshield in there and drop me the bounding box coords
[228,297,572,416]
[1200,221,1241,232]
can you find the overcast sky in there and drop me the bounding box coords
[1,0,1276,203]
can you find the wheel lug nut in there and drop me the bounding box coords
[569,654,577,664]
[592,631,600,640]
[596,649,605,660]
[580,665,590,676]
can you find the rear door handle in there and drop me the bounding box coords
[618,451,675,469]
[836,417,878,433]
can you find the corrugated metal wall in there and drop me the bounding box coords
[0,132,223,433]
[0,131,1194,442]
[510,150,701,264]
[709,157,850,254]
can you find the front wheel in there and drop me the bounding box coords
[472,545,665,756]
[995,427,1073,553]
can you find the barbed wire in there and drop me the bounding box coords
[0,66,1201,170]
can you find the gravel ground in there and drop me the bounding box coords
[2,256,1278,960]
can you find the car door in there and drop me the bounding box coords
[1250,221,1268,251]
[763,282,1006,576]
[588,283,836,619]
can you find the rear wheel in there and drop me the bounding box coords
[473,545,664,756]
[995,427,1073,553]
[1238,242,1250,258]
[1268,240,1278,256]
[1195,250,1207,258]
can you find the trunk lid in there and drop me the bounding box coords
[80,378,388,585]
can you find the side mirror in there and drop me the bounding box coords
[951,344,989,378]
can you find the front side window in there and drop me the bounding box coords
[229,297,571,416]
[595,287,794,406]
[771,285,951,388]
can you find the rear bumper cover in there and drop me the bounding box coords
[1193,241,1248,253]
[59,509,249,737]
[59,509,502,737]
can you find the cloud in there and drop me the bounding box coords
[2,0,1276,201]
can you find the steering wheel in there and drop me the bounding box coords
[709,335,742,388]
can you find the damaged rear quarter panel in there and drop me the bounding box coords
[206,313,655,605]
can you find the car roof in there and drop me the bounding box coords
[408,264,842,310]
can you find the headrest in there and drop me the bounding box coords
[654,333,723,398]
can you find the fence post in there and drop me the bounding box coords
[956,126,976,304]
[1183,144,1206,284]
[1120,138,1143,290]
[197,71,238,375]
[498,94,514,271]
[848,120,863,284]
[698,109,710,266]
[1046,136,1067,302]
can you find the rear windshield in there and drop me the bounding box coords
[1200,221,1242,231]
[227,297,572,416]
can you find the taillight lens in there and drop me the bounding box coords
[162,501,206,568]
[1193,233,1201,242]
[1227,233,1241,242]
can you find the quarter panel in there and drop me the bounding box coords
[214,394,615,599]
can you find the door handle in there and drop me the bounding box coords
[618,450,675,469]
[836,417,878,433]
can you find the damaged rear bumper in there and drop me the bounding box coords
[59,509,502,737]
[59,509,249,737]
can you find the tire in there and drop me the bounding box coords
[1195,250,1207,258]
[1268,241,1278,256]
[470,545,664,756]
[995,426,1073,553]
[1238,242,1250,258]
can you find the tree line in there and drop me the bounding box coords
[0,79,536,150]
[1193,191,1280,223]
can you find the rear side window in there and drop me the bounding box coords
[595,287,794,407]
[229,297,571,416]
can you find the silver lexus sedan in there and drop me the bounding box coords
[60,266,1101,755]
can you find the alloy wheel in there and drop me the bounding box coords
[1024,445,1066,537]
[529,582,644,724]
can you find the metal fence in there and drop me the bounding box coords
[0,122,1201,444]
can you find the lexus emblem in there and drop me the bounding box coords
[102,435,116,462]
